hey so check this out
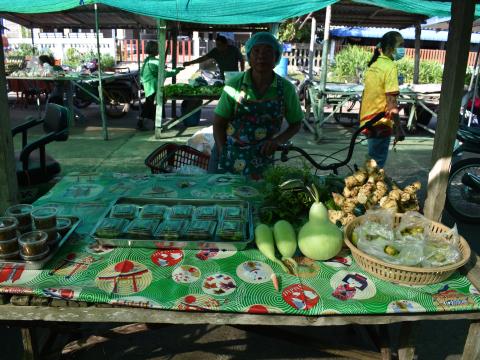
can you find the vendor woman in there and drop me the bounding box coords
[211,32,302,179]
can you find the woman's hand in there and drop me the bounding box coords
[260,139,279,156]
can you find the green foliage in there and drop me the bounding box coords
[8,44,36,57]
[64,48,115,69]
[278,20,310,43]
[330,45,372,83]
[331,46,446,84]
[64,48,83,67]
[396,58,444,84]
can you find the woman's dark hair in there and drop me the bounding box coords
[145,41,158,56]
[368,31,402,67]
[216,35,228,45]
[39,54,54,66]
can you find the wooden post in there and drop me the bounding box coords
[413,22,421,84]
[0,37,18,212]
[462,321,480,360]
[315,5,331,141]
[155,19,167,138]
[424,0,475,221]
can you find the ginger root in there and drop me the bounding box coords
[328,210,344,224]
[332,192,345,207]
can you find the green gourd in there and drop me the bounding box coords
[255,223,288,272]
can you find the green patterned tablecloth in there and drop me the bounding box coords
[1,172,479,316]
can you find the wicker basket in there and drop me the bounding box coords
[344,214,471,285]
[145,143,210,174]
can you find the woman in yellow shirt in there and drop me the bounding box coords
[359,31,405,168]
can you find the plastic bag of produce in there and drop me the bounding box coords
[422,224,462,267]
[396,211,429,240]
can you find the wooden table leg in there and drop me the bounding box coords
[462,321,480,360]
[21,327,38,360]
[397,322,418,360]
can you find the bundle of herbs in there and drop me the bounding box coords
[259,164,343,226]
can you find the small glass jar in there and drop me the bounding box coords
[0,250,20,260]
[18,231,49,257]
[0,237,19,255]
[20,247,49,261]
[0,217,18,241]
[56,217,72,237]
[31,207,58,230]
[43,227,60,246]
[5,204,33,227]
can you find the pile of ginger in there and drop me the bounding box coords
[328,159,421,226]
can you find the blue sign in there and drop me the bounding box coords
[282,43,292,52]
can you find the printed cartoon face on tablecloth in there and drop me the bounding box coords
[151,249,184,267]
[236,261,273,284]
[432,285,477,311]
[61,183,104,200]
[96,260,152,295]
[245,304,283,314]
[294,257,321,279]
[282,284,320,311]
[42,286,81,300]
[322,250,352,268]
[330,271,376,301]
[202,273,237,296]
[387,300,426,313]
[195,245,237,260]
[0,264,38,284]
[172,265,201,284]
[49,252,96,278]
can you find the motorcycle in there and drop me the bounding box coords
[74,69,140,119]
[445,125,480,223]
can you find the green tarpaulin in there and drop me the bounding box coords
[0,0,479,24]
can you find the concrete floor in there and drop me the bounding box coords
[3,96,480,359]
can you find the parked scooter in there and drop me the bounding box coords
[445,125,480,223]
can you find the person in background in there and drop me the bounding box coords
[39,54,64,105]
[211,32,302,179]
[183,35,245,78]
[138,41,181,130]
[359,31,406,168]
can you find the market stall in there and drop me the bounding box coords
[0,172,479,358]
[307,83,441,131]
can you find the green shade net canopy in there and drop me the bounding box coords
[0,0,479,24]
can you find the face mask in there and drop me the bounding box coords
[394,47,405,61]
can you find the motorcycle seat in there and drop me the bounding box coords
[458,125,480,145]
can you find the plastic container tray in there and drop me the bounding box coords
[92,197,253,250]
[0,216,81,270]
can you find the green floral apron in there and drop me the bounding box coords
[219,73,284,179]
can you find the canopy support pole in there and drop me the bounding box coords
[314,5,331,141]
[172,27,178,118]
[94,4,108,140]
[155,19,167,138]
[468,50,480,126]
[30,24,35,53]
[424,0,475,221]
[136,26,142,115]
[308,16,316,80]
[0,36,18,212]
[413,22,421,84]
[270,23,280,36]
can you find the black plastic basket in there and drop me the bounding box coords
[145,143,210,174]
